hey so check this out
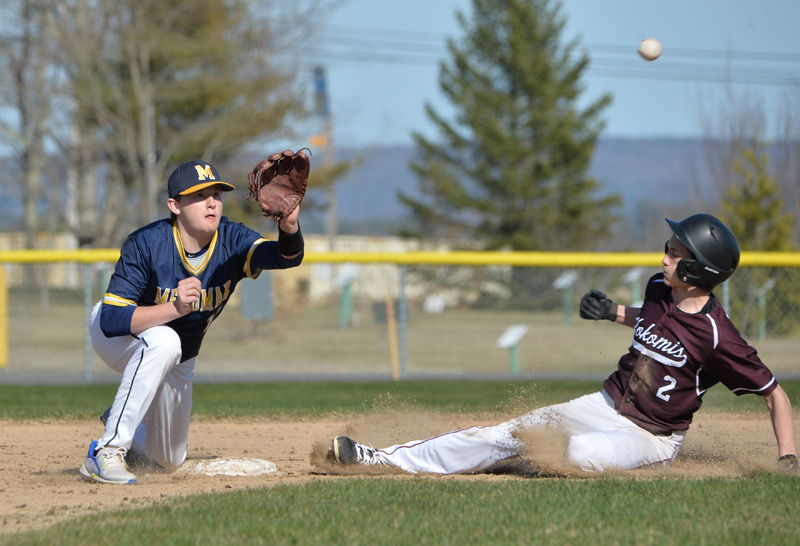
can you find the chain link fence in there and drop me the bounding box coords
[0,255,798,384]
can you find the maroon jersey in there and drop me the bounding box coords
[603,274,777,435]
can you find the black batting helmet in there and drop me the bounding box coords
[665,214,740,292]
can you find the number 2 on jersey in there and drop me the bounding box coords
[656,375,677,401]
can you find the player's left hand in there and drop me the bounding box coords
[580,290,617,321]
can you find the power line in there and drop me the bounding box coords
[585,43,800,64]
[312,49,442,66]
[322,24,800,63]
[311,25,800,86]
[320,35,447,55]
[311,49,800,87]
[590,67,800,87]
[323,24,451,43]
[588,58,800,86]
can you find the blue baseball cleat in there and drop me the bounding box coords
[79,440,137,485]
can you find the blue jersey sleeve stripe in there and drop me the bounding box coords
[103,293,138,307]
[245,238,268,279]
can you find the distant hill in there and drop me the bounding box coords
[0,138,720,247]
[590,137,711,206]
[327,145,420,221]
[321,137,713,224]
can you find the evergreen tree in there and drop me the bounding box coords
[400,0,620,251]
[720,141,793,251]
[720,139,796,337]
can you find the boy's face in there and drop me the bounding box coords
[168,185,224,240]
[661,235,692,288]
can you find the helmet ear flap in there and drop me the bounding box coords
[676,259,703,287]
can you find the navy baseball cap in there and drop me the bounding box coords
[167,160,235,199]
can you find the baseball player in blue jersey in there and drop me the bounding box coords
[80,159,304,484]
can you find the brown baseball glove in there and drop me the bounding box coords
[246,149,310,221]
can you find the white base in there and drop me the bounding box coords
[182,458,279,477]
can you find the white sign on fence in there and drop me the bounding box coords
[497,324,529,348]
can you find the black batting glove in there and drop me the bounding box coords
[580,290,617,322]
[778,454,798,472]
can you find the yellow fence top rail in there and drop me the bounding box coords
[304,251,667,267]
[0,249,121,263]
[1,249,800,267]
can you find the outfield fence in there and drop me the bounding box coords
[0,249,799,384]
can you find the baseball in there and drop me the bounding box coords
[638,38,662,61]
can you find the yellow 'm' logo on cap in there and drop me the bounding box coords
[194,165,216,180]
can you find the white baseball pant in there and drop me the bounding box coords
[373,391,685,473]
[90,302,194,469]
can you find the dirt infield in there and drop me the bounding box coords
[0,411,789,536]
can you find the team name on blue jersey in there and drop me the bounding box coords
[154,280,232,312]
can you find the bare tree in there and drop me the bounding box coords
[50,0,326,247]
[53,0,199,242]
[695,85,769,202]
[0,0,332,248]
[0,0,56,249]
[693,80,800,247]
[773,87,800,245]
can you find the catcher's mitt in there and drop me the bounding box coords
[247,149,310,221]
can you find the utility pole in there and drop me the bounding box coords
[145,100,158,223]
[313,66,336,251]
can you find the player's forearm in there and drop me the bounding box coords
[277,223,304,259]
[614,305,640,328]
[130,302,185,334]
[250,227,305,267]
[764,385,797,457]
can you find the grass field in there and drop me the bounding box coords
[1,380,799,545]
[5,476,800,546]
[2,379,797,421]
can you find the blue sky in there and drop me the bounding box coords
[302,0,800,148]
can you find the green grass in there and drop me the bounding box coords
[5,476,800,546]
[2,380,799,545]
[0,380,596,420]
[3,379,798,421]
